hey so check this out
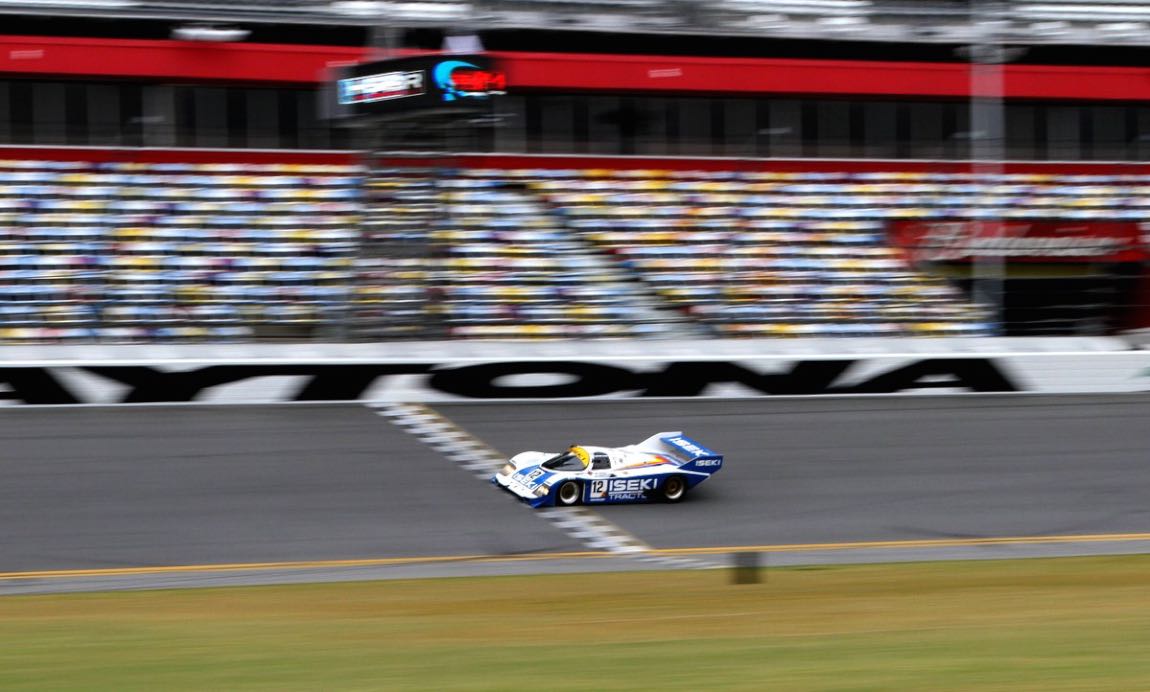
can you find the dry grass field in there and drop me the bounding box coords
[2,556,1149,691]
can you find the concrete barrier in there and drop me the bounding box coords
[3,348,1149,405]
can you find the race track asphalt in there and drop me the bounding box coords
[2,395,1149,592]
[439,395,1150,549]
[0,405,582,573]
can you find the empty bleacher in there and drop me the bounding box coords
[454,167,996,337]
[4,158,1146,342]
[0,159,360,342]
[352,167,682,340]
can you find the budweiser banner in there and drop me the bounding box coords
[889,220,1148,263]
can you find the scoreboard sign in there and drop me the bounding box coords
[331,54,505,120]
[339,69,425,105]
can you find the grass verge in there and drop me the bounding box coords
[2,555,1149,691]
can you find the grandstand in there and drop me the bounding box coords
[0,159,360,342]
[0,1,1149,342]
[434,167,991,338]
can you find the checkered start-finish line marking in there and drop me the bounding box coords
[372,402,715,569]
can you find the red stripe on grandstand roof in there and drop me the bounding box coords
[1,146,1146,174]
[377,154,1150,174]
[0,146,356,165]
[0,35,366,84]
[499,51,975,97]
[501,52,1150,101]
[0,35,1148,101]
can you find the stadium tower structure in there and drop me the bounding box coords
[1,1,1150,340]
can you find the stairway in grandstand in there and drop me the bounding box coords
[437,172,690,338]
[352,167,447,339]
[7,158,1146,343]
[357,166,686,339]
[527,169,994,337]
[0,159,360,343]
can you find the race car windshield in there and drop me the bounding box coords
[542,453,586,471]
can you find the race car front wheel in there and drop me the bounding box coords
[662,476,686,503]
[556,480,581,506]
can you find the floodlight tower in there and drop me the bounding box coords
[965,0,1023,335]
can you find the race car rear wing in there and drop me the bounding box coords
[635,431,723,474]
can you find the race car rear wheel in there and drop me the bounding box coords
[556,480,581,506]
[662,476,687,503]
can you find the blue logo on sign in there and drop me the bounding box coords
[434,60,477,102]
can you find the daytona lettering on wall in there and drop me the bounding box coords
[0,358,1020,405]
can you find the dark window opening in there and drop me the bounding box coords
[0,78,1134,161]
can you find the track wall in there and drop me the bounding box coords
[3,352,1150,405]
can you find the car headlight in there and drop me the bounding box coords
[533,484,550,497]
[500,463,515,476]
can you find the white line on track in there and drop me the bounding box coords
[371,402,714,569]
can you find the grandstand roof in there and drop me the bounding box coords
[0,0,1148,47]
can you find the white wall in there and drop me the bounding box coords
[4,352,1150,406]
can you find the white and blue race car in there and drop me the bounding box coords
[492,431,722,507]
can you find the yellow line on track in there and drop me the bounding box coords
[0,551,615,580]
[2,532,1149,582]
[643,532,1150,556]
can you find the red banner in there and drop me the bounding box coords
[889,220,1148,263]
